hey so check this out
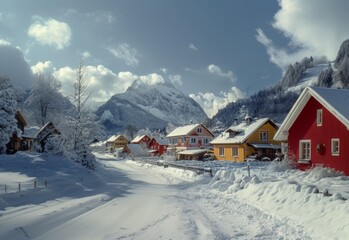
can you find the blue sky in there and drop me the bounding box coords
[1,0,349,117]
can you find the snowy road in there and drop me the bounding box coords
[0,155,311,240]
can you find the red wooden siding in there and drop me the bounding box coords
[148,138,168,155]
[288,96,349,175]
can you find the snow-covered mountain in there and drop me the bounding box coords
[95,79,208,133]
[209,39,349,130]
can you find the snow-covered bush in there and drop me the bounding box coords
[267,157,295,172]
[44,135,64,155]
[304,166,342,182]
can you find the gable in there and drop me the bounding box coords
[246,121,279,143]
[211,118,273,145]
[166,123,214,138]
[274,86,349,141]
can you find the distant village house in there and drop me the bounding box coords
[166,123,214,160]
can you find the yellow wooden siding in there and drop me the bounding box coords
[213,144,247,162]
[212,122,279,162]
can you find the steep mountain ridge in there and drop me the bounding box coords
[96,80,208,133]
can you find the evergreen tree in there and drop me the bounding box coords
[318,63,333,87]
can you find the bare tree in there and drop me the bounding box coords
[69,61,98,169]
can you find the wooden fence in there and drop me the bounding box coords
[1,180,48,194]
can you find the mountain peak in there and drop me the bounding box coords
[96,77,208,133]
[334,39,349,67]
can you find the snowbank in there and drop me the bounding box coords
[207,163,349,240]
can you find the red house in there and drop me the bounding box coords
[274,86,349,175]
[131,135,151,148]
[148,137,168,156]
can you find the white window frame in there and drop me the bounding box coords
[197,127,203,134]
[203,138,209,144]
[232,147,238,157]
[259,131,268,141]
[190,138,197,144]
[219,147,224,156]
[299,140,311,161]
[317,109,323,126]
[331,138,340,156]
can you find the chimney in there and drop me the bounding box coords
[245,113,252,125]
[233,118,238,125]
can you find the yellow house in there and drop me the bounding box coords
[106,134,129,152]
[210,117,280,162]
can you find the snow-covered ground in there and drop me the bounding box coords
[0,152,348,239]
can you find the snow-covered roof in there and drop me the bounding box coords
[152,137,168,145]
[22,126,40,138]
[248,143,280,149]
[131,135,148,143]
[106,134,126,142]
[274,86,349,141]
[210,118,271,144]
[177,149,208,155]
[166,123,214,137]
[126,144,149,156]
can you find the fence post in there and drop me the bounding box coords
[34,181,37,189]
[18,182,21,192]
[247,158,251,178]
[4,185,7,194]
[44,180,48,188]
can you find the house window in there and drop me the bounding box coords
[197,128,203,134]
[203,138,209,144]
[219,147,224,156]
[331,138,340,156]
[260,131,268,141]
[299,140,311,161]
[317,109,322,126]
[232,147,238,157]
[190,138,197,144]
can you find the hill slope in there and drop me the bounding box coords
[210,39,349,129]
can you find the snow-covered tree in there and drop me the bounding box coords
[44,134,64,155]
[26,74,64,127]
[67,61,100,169]
[0,77,18,153]
[333,57,349,88]
[318,63,333,87]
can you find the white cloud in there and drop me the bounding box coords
[31,61,55,75]
[190,87,246,118]
[207,64,236,82]
[52,64,167,103]
[256,28,293,72]
[107,43,140,67]
[168,74,183,86]
[81,51,91,59]
[0,39,10,46]
[28,18,71,49]
[139,73,165,85]
[53,65,137,103]
[189,43,198,52]
[86,11,115,24]
[259,0,349,70]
